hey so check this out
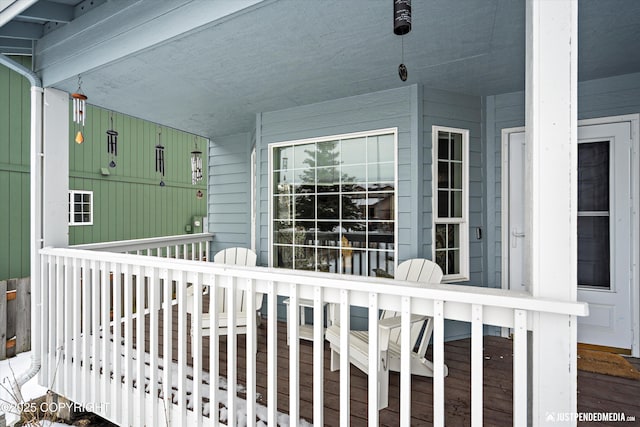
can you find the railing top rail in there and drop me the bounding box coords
[40,246,588,318]
[69,232,213,252]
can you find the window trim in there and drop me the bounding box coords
[268,127,398,274]
[69,190,94,226]
[432,125,470,281]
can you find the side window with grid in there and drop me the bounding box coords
[69,190,93,226]
[433,126,469,281]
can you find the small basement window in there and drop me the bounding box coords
[69,190,93,226]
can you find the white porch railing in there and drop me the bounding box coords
[39,243,587,427]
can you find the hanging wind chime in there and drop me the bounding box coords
[155,131,165,187]
[190,138,203,185]
[106,114,118,168]
[71,76,88,144]
[394,0,411,82]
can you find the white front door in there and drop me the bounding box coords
[503,118,637,352]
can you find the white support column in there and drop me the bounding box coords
[43,88,70,247]
[525,0,578,425]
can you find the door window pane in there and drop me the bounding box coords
[578,142,609,212]
[578,216,610,288]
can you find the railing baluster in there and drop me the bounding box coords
[193,272,203,426]
[339,289,350,427]
[72,257,81,402]
[313,286,324,426]
[91,260,99,405]
[267,281,277,426]
[513,309,527,426]
[64,257,74,400]
[227,276,237,427]
[433,299,445,427]
[134,266,145,424]
[55,256,64,393]
[246,278,257,427]
[149,267,159,426]
[471,304,483,427]
[161,268,172,426]
[177,271,188,426]
[100,261,109,419]
[368,292,380,426]
[123,264,133,427]
[112,262,122,425]
[81,259,90,408]
[289,283,299,425]
[41,255,49,383]
[209,274,220,427]
[400,296,411,426]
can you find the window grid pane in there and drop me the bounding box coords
[69,191,92,225]
[434,127,467,279]
[273,132,395,277]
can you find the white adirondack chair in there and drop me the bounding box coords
[324,258,449,410]
[185,247,262,348]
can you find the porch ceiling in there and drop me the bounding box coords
[3,0,640,138]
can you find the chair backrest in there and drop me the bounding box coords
[213,247,261,313]
[382,258,443,356]
[214,247,257,266]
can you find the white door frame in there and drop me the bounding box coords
[501,114,640,356]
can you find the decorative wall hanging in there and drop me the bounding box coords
[155,130,165,187]
[71,75,87,144]
[190,138,203,185]
[394,0,412,82]
[106,114,118,168]
[196,189,203,199]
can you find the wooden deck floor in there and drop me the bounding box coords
[135,308,640,426]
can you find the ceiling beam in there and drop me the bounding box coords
[36,0,270,86]
[19,0,74,23]
[0,20,41,39]
[0,0,37,27]
[0,35,29,46]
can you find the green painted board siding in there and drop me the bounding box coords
[68,106,208,244]
[0,57,31,282]
[0,58,208,281]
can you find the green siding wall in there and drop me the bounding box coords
[0,58,208,281]
[69,106,208,244]
[0,57,31,281]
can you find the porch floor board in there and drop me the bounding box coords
[134,309,640,426]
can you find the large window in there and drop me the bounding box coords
[270,129,396,277]
[69,190,93,226]
[433,126,469,281]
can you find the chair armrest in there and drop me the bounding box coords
[378,314,428,351]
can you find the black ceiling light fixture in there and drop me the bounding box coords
[394,0,411,82]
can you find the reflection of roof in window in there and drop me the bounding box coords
[354,198,381,206]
